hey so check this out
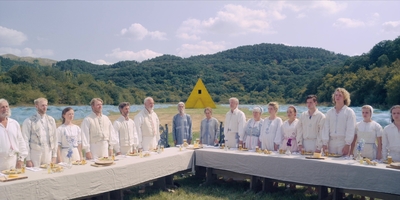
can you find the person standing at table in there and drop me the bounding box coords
[200,107,219,146]
[0,99,28,170]
[280,105,299,152]
[81,98,117,159]
[224,97,246,148]
[322,88,356,156]
[113,102,139,155]
[134,97,160,151]
[260,102,283,151]
[296,95,325,153]
[350,105,382,160]
[172,102,192,146]
[243,106,263,150]
[57,107,83,163]
[382,105,400,161]
[22,97,57,167]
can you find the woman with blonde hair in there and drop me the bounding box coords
[382,105,400,161]
[260,102,283,151]
[350,105,383,160]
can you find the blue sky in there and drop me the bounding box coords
[1,1,399,64]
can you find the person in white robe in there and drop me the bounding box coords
[0,99,28,170]
[322,88,356,156]
[280,106,299,152]
[113,102,139,155]
[22,98,57,167]
[382,105,400,162]
[81,98,118,159]
[200,107,219,146]
[134,97,160,151]
[243,106,263,150]
[57,107,83,163]
[296,95,325,153]
[224,97,246,148]
[260,102,282,151]
[350,105,382,160]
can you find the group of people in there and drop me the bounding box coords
[1,87,400,171]
[0,97,160,170]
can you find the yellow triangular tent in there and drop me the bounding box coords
[185,78,216,108]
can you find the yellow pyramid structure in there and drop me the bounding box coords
[185,78,216,108]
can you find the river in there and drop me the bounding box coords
[10,104,391,127]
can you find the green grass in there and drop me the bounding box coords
[124,174,320,200]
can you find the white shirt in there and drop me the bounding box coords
[80,112,117,152]
[280,119,299,143]
[296,109,325,148]
[57,124,82,149]
[322,106,356,146]
[382,123,400,161]
[134,108,160,148]
[355,121,382,143]
[0,118,28,161]
[113,115,139,152]
[224,108,246,141]
[260,117,283,146]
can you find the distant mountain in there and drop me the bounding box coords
[0,54,57,67]
[54,43,349,104]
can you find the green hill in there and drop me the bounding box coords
[0,54,57,67]
[54,43,348,104]
[2,37,400,107]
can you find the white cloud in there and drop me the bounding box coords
[311,1,347,14]
[297,13,306,19]
[176,4,278,40]
[0,26,27,46]
[382,20,400,33]
[120,23,167,40]
[333,13,380,28]
[90,59,112,65]
[333,18,365,28]
[177,40,225,57]
[0,47,53,57]
[105,48,162,62]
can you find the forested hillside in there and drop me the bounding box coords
[54,44,348,104]
[307,36,400,108]
[2,37,400,107]
[0,57,143,105]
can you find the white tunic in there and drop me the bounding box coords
[243,118,263,150]
[382,123,400,161]
[22,113,57,161]
[322,106,356,146]
[280,119,299,152]
[81,112,117,157]
[260,117,282,151]
[353,121,382,160]
[113,115,139,154]
[296,109,325,151]
[57,124,82,162]
[0,118,28,170]
[223,108,246,148]
[134,108,160,151]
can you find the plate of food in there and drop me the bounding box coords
[40,163,59,169]
[1,169,21,175]
[327,153,342,158]
[95,157,114,165]
[72,160,87,165]
[127,152,139,156]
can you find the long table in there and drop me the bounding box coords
[195,148,400,199]
[0,148,194,200]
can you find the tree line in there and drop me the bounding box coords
[1,37,399,107]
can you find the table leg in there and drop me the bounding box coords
[318,186,328,200]
[262,178,274,193]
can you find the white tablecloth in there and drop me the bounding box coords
[195,148,400,195]
[0,148,194,200]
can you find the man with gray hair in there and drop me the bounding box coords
[134,97,160,151]
[172,102,192,146]
[22,97,57,167]
[224,97,246,148]
[113,102,139,154]
[81,98,117,159]
[0,99,28,170]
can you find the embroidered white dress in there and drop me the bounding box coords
[260,117,282,151]
[57,124,82,162]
